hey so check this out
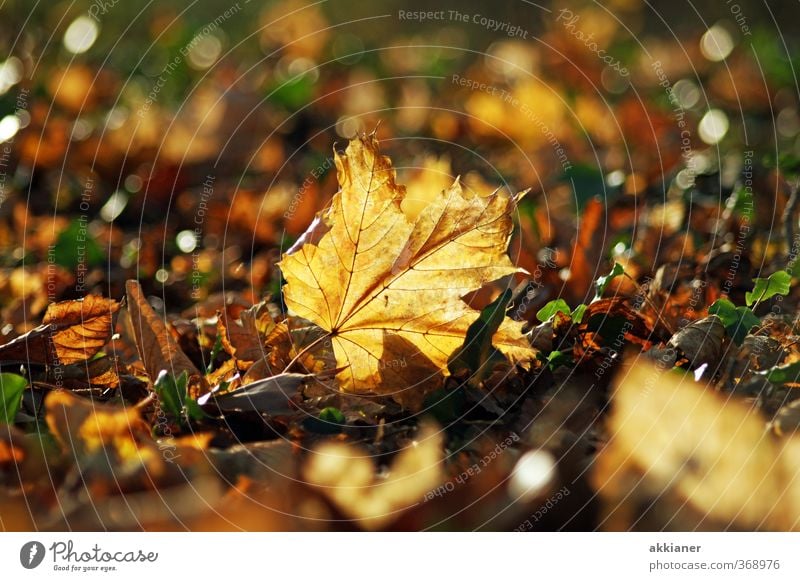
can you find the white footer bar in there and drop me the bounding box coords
[1,532,797,579]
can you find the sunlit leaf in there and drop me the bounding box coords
[746,271,791,307]
[0,296,118,366]
[536,299,571,322]
[279,135,535,409]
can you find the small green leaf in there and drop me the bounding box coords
[571,304,588,324]
[155,370,182,419]
[304,406,346,434]
[746,271,791,307]
[546,350,572,370]
[708,298,738,327]
[594,262,624,300]
[536,299,571,322]
[757,360,800,384]
[154,370,206,425]
[449,289,512,376]
[0,373,27,424]
[184,396,206,422]
[319,407,345,424]
[708,298,760,345]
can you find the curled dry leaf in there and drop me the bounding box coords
[580,297,661,346]
[58,356,120,390]
[0,295,118,366]
[203,372,309,414]
[594,359,800,530]
[279,135,535,409]
[217,301,275,365]
[303,423,443,530]
[667,314,725,368]
[126,280,207,396]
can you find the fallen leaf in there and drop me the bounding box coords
[594,359,800,530]
[126,280,207,395]
[668,315,725,368]
[400,155,455,220]
[303,423,443,530]
[262,322,325,375]
[58,356,121,390]
[279,135,535,408]
[568,197,605,303]
[45,390,151,458]
[218,301,275,364]
[0,295,118,366]
[202,372,309,414]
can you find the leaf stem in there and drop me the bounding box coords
[623,272,675,335]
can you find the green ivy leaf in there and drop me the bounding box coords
[594,262,624,300]
[708,298,760,345]
[0,373,27,424]
[757,360,800,384]
[536,299,571,322]
[746,271,791,307]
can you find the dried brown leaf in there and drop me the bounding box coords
[125,280,207,395]
[0,295,118,367]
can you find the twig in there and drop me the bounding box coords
[782,181,800,267]
[623,272,675,335]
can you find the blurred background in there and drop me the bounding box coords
[0,0,797,319]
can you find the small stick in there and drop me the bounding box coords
[783,181,800,267]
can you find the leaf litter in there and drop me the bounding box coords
[2,134,800,532]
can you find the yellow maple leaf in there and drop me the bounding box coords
[279,134,535,408]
